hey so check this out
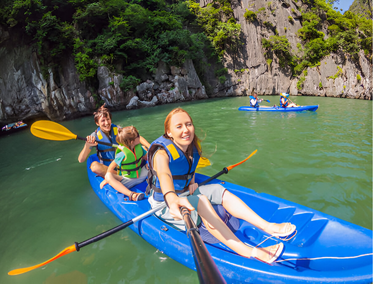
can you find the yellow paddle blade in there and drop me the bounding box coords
[197,157,211,168]
[226,149,257,171]
[8,244,77,276]
[31,120,78,141]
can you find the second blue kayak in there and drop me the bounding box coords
[239,105,319,112]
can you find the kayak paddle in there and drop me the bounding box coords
[288,98,299,107]
[31,120,117,147]
[197,157,211,168]
[204,149,257,180]
[180,206,226,284]
[8,150,256,276]
[30,120,210,169]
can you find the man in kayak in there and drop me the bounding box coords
[250,93,263,108]
[146,107,296,264]
[99,126,147,201]
[280,93,297,108]
[78,104,150,177]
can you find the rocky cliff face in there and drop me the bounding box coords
[96,60,208,111]
[0,0,371,124]
[349,0,372,19]
[208,0,372,100]
[0,24,207,124]
[0,25,95,123]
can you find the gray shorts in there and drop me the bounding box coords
[120,166,148,189]
[148,184,226,230]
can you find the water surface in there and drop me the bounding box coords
[1,96,371,283]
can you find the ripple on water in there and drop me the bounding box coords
[25,157,62,170]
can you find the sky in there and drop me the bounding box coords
[333,0,355,13]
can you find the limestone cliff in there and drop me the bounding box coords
[208,0,372,100]
[349,0,372,19]
[0,0,371,125]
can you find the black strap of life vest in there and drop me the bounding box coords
[172,172,195,181]
[119,165,142,175]
[121,156,143,166]
[97,147,116,162]
[97,151,114,162]
[145,145,193,196]
[146,175,188,195]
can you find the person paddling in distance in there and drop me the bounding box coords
[146,107,296,264]
[100,126,147,201]
[250,93,263,108]
[279,93,297,108]
[78,104,150,178]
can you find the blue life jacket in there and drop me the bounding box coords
[146,135,200,201]
[250,96,259,108]
[95,124,118,166]
[280,97,289,107]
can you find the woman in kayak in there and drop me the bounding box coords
[146,107,296,264]
[100,126,147,201]
[78,104,150,177]
[280,93,297,108]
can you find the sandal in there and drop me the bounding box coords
[129,192,144,201]
[251,243,283,264]
[267,223,296,239]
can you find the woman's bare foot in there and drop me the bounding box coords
[251,243,283,264]
[129,192,145,201]
[265,223,296,238]
[100,179,108,189]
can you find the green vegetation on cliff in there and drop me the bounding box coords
[0,0,240,87]
[348,0,372,19]
[261,0,372,75]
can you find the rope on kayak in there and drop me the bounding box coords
[254,230,297,248]
[252,232,372,264]
[250,231,297,259]
[275,252,373,263]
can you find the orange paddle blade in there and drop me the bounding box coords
[197,157,211,169]
[31,120,78,141]
[226,149,257,171]
[8,244,77,276]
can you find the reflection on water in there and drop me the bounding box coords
[45,271,87,284]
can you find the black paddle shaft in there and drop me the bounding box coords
[180,207,226,284]
[75,220,134,251]
[199,168,228,187]
[179,167,229,283]
[76,135,117,147]
[74,167,229,251]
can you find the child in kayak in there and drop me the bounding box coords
[146,107,296,264]
[250,93,263,108]
[78,104,150,178]
[280,93,297,108]
[100,126,148,201]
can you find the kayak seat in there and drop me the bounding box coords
[289,219,328,247]
[242,195,280,221]
[287,212,315,235]
[268,207,296,223]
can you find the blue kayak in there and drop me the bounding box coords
[238,105,319,112]
[87,154,372,283]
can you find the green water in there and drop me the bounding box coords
[1,96,372,284]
